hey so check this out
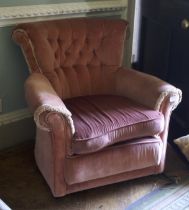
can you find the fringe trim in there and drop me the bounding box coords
[155,88,182,111]
[34,104,75,134]
[13,29,43,73]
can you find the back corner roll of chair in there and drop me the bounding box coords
[12,18,182,197]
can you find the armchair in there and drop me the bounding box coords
[12,18,182,197]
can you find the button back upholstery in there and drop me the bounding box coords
[12,18,182,197]
[13,18,127,99]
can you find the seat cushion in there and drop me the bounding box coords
[64,95,164,154]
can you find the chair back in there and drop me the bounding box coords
[12,18,128,99]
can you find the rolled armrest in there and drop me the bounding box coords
[24,73,75,134]
[116,68,182,111]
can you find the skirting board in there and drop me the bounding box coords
[0,108,32,127]
[0,109,35,150]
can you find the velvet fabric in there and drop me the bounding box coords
[65,138,163,184]
[65,95,164,154]
[12,18,127,99]
[12,18,182,197]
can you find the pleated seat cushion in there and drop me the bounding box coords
[64,95,164,154]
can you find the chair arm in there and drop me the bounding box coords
[24,73,75,134]
[115,68,182,111]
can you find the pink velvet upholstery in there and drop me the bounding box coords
[12,18,182,197]
[65,95,164,154]
[65,138,163,184]
[12,18,126,99]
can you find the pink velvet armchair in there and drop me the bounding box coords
[12,18,182,197]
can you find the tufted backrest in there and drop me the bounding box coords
[12,18,128,99]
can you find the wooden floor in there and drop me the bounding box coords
[0,142,188,210]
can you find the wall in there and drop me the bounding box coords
[124,0,135,67]
[0,26,29,113]
[0,0,128,150]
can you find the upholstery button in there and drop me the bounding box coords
[58,38,63,44]
[65,51,70,56]
[55,51,59,58]
[47,38,52,44]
